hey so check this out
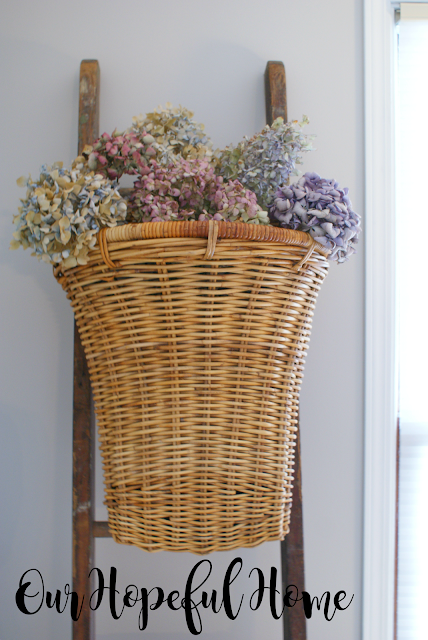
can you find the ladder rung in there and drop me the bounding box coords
[93,520,112,537]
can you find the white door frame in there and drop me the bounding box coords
[363,1,397,639]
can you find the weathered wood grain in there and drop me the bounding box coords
[93,521,112,538]
[265,60,307,640]
[264,61,287,125]
[281,421,307,640]
[78,60,100,157]
[73,59,100,640]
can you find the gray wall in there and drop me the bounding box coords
[0,1,364,638]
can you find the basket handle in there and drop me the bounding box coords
[99,227,121,269]
[293,237,318,271]
[204,220,219,260]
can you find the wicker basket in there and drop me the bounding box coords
[55,220,329,554]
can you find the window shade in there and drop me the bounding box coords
[396,5,428,638]
[400,3,428,19]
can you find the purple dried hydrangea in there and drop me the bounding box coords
[216,116,313,211]
[269,172,361,262]
[128,157,269,224]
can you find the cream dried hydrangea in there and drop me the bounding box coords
[11,159,127,269]
[130,103,213,166]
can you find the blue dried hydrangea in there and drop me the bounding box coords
[269,172,361,263]
[11,160,127,269]
[216,116,313,210]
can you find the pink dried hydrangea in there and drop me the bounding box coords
[128,158,269,224]
[85,130,156,179]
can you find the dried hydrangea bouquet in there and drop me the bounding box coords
[12,104,361,269]
[11,105,362,554]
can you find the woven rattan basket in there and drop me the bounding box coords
[55,220,329,554]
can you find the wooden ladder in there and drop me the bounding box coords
[72,59,307,640]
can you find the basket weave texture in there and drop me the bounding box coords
[56,220,329,554]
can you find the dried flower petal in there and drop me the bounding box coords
[269,172,361,263]
[216,117,313,210]
[128,157,268,225]
[12,164,127,269]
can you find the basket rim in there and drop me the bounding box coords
[102,220,330,257]
[53,220,330,281]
